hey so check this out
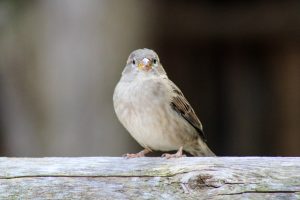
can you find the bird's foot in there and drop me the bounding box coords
[161,147,186,159]
[123,148,151,159]
[161,153,186,159]
[123,152,145,159]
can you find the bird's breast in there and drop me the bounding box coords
[113,78,182,151]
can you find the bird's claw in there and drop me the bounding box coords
[123,153,145,159]
[161,153,186,159]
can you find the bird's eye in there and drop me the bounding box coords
[153,59,157,64]
[132,59,136,65]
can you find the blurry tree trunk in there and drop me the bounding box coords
[272,43,300,155]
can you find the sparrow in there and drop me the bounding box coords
[113,48,215,158]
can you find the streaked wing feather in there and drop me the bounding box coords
[169,82,207,141]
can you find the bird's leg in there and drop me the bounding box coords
[161,146,186,159]
[123,148,151,159]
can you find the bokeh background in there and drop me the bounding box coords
[0,0,299,157]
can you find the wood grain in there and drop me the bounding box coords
[0,157,300,199]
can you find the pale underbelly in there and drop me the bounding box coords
[129,126,180,151]
[123,107,192,151]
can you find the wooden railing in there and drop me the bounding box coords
[1,157,299,199]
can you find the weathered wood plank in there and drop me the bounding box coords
[0,157,300,199]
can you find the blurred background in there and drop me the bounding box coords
[0,0,299,157]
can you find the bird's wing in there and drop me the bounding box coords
[169,81,207,141]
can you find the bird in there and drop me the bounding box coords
[113,48,215,158]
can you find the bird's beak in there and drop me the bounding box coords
[138,58,151,71]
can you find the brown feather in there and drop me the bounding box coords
[169,82,207,141]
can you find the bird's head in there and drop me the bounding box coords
[122,48,166,77]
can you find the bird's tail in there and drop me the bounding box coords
[189,139,216,157]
